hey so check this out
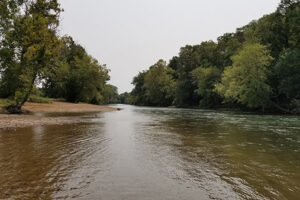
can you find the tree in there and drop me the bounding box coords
[215,43,273,111]
[43,36,112,105]
[192,66,221,107]
[275,48,300,101]
[243,13,288,59]
[278,0,300,14]
[130,71,148,105]
[0,0,62,113]
[285,1,300,47]
[169,41,221,107]
[119,92,130,104]
[217,33,242,67]
[143,60,175,106]
[65,54,109,104]
[101,84,119,104]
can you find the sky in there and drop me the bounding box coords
[59,0,280,93]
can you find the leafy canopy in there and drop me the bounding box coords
[215,43,273,109]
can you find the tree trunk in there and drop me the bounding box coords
[19,72,37,107]
[6,71,38,114]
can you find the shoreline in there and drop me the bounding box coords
[0,101,118,130]
[25,101,117,113]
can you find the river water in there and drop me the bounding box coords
[0,105,299,200]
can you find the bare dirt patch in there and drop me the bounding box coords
[0,101,118,129]
[23,101,117,113]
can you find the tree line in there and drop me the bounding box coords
[0,0,118,113]
[123,0,300,114]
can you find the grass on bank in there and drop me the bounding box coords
[0,96,52,108]
[0,99,13,107]
[28,95,52,104]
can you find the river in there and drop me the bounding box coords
[0,105,299,200]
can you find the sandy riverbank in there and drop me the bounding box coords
[23,101,117,113]
[0,101,118,129]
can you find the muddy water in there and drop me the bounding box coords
[0,105,299,200]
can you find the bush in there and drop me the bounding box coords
[0,99,13,107]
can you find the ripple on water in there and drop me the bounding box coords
[0,106,300,199]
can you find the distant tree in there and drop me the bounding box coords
[65,54,109,104]
[143,60,175,106]
[119,92,130,104]
[102,84,119,104]
[130,71,148,105]
[215,43,273,112]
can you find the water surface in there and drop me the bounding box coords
[0,105,299,199]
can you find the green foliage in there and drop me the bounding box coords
[275,48,300,100]
[169,41,222,107]
[173,78,195,107]
[28,95,52,104]
[143,60,175,106]
[0,2,117,112]
[0,98,13,108]
[217,33,242,67]
[128,2,300,113]
[64,54,109,104]
[130,60,175,106]
[43,36,115,105]
[285,3,300,47]
[119,92,131,104]
[215,43,273,110]
[1,1,299,113]
[14,91,25,106]
[101,84,119,104]
[130,71,148,105]
[192,66,221,107]
[243,13,288,59]
[0,0,62,111]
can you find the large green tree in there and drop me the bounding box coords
[215,43,273,112]
[43,36,113,105]
[65,54,109,104]
[169,41,221,107]
[143,60,175,106]
[0,0,62,113]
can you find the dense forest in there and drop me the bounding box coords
[0,0,118,113]
[124,0,300,114]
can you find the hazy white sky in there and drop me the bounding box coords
[59,0,280,93]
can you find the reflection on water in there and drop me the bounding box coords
[0,105,299,199]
